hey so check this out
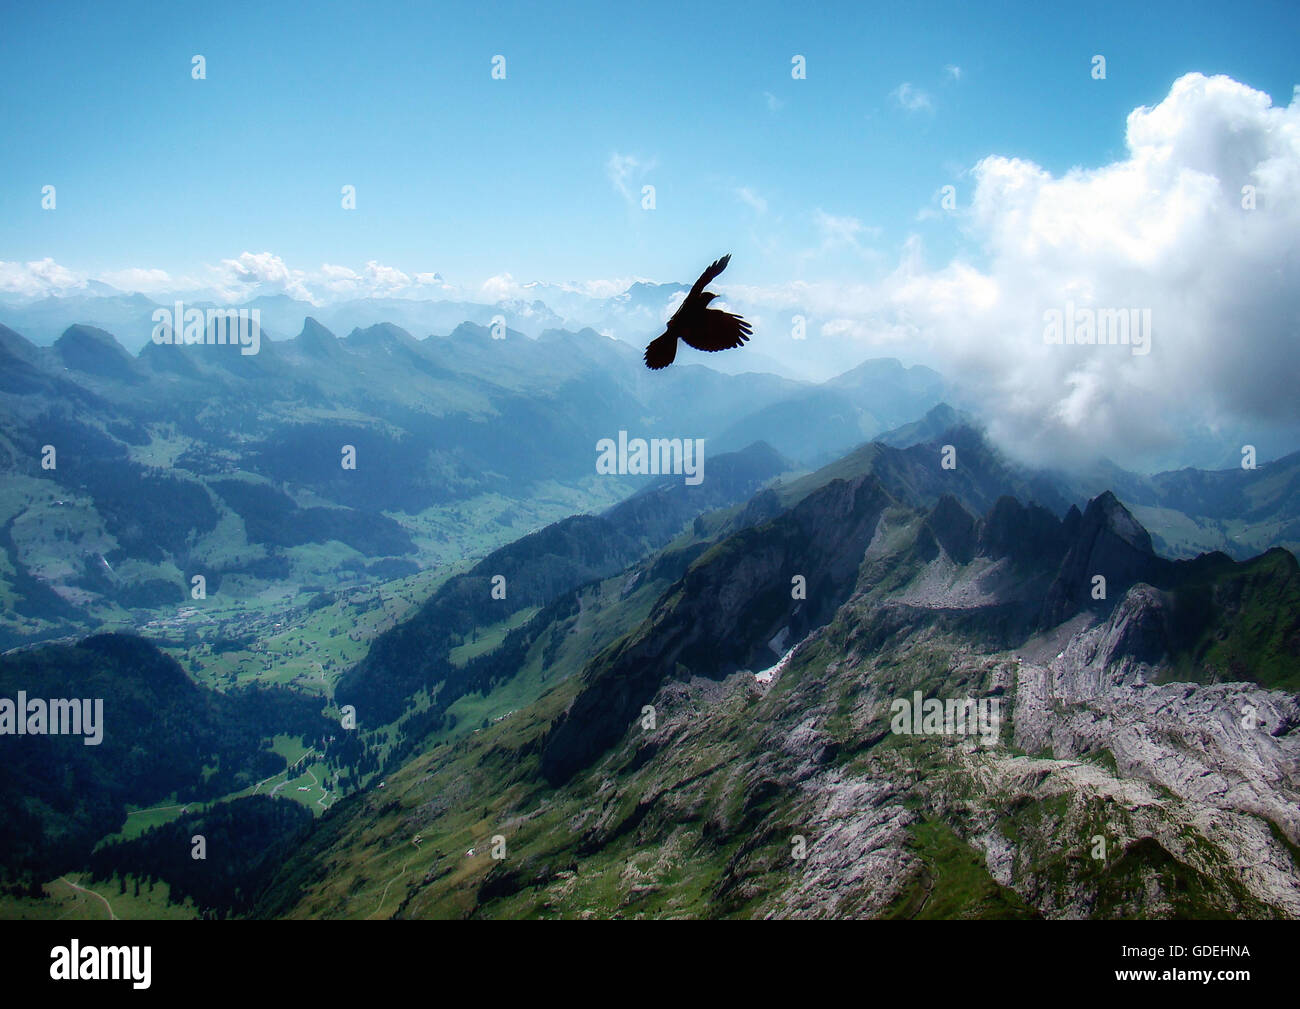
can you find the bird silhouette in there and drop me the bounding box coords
[644,254,752,369]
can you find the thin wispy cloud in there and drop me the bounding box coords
[812,209,879,253]
[891,82,934,113]
[0,253,651,308]
[98,267,174,294]
[605,152,657,207]
[0,253,462,305]
[735,186,769,214]
[217,252,315,302]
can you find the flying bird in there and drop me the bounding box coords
[644,254,752,369]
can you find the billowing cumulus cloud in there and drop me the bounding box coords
[213,251,314,302]
[480,272,524,301]
[887,72,1300,465]
[728,73,1300,467]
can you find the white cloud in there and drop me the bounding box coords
[315,263,361,297]
[359,260,412,296]
[213,251,315,302]
[480,272,524,301]
[919,74,1299,458]
[0,253,636,310]
[789,72,1300,465]
[210,256,439,302]
[705,75,1300,466]
[763,91,786,112]
[891,82,934,113]
[945,65,962,81]
[0,258,88,298]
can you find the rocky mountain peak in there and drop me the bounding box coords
[1042,491,1162,627]
[295,317,340,356]
[925,494,977,563]
[1085,490,1155,554]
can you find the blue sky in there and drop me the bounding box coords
[3,0,1298,289]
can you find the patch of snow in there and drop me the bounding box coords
[755,643,798,685]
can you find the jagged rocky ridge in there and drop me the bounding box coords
[261,433,1300,919]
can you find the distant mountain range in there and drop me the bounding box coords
[0,318,949,648]
[1,310,1297,654]
[0,281,922,382]
[0,284,692,360]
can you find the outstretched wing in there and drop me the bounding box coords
[643,332,678,370]
[687,254,731,302]
[680,308,752,353]
[668,254,733,326]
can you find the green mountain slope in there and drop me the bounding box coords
[0,634,331,884]
[256,437,1300,919]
